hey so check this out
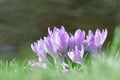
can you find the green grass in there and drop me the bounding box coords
[0,27,120,80]
[0,54,120,80]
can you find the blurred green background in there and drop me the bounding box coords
[0,0,119,60]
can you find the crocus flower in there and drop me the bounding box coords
[68,45,84,64]
[69,29,85,50]
[44,36,58,57]
[31,25,108,69]
[31,39,47,62]
[54,26,69,56]
[48,26,69,57]
[86,29,108,53]
[30,39,47,69]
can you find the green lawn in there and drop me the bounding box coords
[0,54,120,80]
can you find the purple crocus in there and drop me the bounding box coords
[48,26,69,57]
[44,36,58,57]
[31,39,47,62]
[86,29,108,53]
[69,29,85,50]
[30,26,108,69]
[68,45,84,64]
[54,26,69,56]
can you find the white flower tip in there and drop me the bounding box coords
[61,25,65,31]
[62,69,70,74]
[104,28,108,34]
[31,43,36,52]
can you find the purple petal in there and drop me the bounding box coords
[74,29,85,45]
[68,46,84,64]
[100,28,108,45]
[69,34,76,50]
[94,29,101,46]
[44,36,58,57]
[31,39,47,61]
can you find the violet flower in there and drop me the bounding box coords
[53,26,69,56]
[47,26,69,59]
[44,36,58,57]
[30,39,47,69]
[86,29,108,53]
[30,26,108,69]
[69,29,85,50]
[68,45,84,64]
[31,39,47,62]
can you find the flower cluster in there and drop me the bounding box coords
[31,26,107,68]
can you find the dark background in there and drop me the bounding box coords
[0,0,120,60]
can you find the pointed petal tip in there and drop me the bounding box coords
[61,25,64,27]
[61,25,65,31]
[31,43,36,53]
[105,28,108,33]
[88,30,93,34]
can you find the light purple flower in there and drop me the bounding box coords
[69,29,85,50]
[86,29,108,53]
[31,26,108,68]
[68,45,84,64]
[31,39,47,62]
[44,36,58,57]
[55,26,69,56]
[48,26,69,57]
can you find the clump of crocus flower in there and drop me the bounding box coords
[30,26,108,72]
